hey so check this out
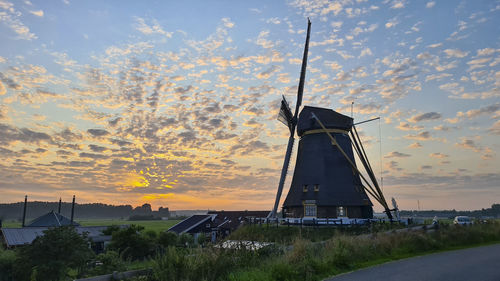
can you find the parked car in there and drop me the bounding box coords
[453,216,473,225]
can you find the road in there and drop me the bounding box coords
[326,243,500,281]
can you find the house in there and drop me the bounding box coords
[168,210,269,242]
[0,196,114,253]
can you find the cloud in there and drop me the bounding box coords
[0,4,37,40]
[409,112,442,122]
[359,47,373,58]
[88,144,108,153]
[425,73,452,82]
[385,17,399,28]
[463,104,500,118]
[134,17,172,37]
[429,153,448,159]
[408,142,422,149]
[221,18,234,28]
[426,2,436,8]
[488,120,500,135]
[255,65,280,79]
[385,151,411,158]
[29,10,44,17]
[0,123,52,145]
[396,122,423,131]
[390,0,405,9]
[455,138,481,152]
[404,131,432,141]
[87,129,110,137]
[443,49,469,58]
[0,81,5,95]
[476,48,497,56]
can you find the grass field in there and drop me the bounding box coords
[78,219,181,233]
[1,219,181,233]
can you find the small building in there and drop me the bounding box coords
[1,226,110,251]
[168,211,269,242]
[1,206,111,253]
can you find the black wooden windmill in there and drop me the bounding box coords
[269,20,393,220]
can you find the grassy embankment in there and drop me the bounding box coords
[147,222,500,281]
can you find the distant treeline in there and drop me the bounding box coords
[400,204,500,218]
[0,201,169,221]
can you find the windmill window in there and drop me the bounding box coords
[314,184,320,192]
[303,184,308,192]
[337,206,345,217]
[304,204,317,217]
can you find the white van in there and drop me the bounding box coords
[453,216,473,225]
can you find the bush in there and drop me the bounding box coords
[158,232,178,248]
[0,247,17,281]
[108,225,156,260]
[177,233,194,248]
[88,250,126,276]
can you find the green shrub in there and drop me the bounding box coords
[158,232,178,248]
[0,247,17,281]
[177,233,194,248]
[109,225,156,260]
[88,250,126,276]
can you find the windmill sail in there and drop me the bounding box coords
[277,96,293,134]
[269,19,311,219]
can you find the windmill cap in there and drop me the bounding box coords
[297,106,353,136]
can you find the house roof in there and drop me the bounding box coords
[167,214,214,234]
[1,226,109,247]
[26,210,80,227]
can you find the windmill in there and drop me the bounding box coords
[269,20,393,220]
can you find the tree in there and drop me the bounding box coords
[14,226,94,281]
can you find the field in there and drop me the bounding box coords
[78,219,181,233]
[1,219,181,233]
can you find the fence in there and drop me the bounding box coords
[74,269,150,281]
[248,217,414,227]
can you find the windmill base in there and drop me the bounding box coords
[283,205,373,219]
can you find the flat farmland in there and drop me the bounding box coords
[1,219,181,233]
[78,219,182,233]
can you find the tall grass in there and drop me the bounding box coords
[149,222,500,281]
[228,222,405,243]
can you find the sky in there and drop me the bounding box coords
[0,0,499,212]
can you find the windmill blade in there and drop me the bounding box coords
[268,136,295,218]
[392,197,400,221]
[277,95,294,134]
[293,18,311,118]
[391,197,398,210]
[269,19,311,219]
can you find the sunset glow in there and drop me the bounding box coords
[0,0,499,211]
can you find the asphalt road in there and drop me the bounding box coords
[326,244,500,281]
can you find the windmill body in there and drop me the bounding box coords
[282,106,373,219]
